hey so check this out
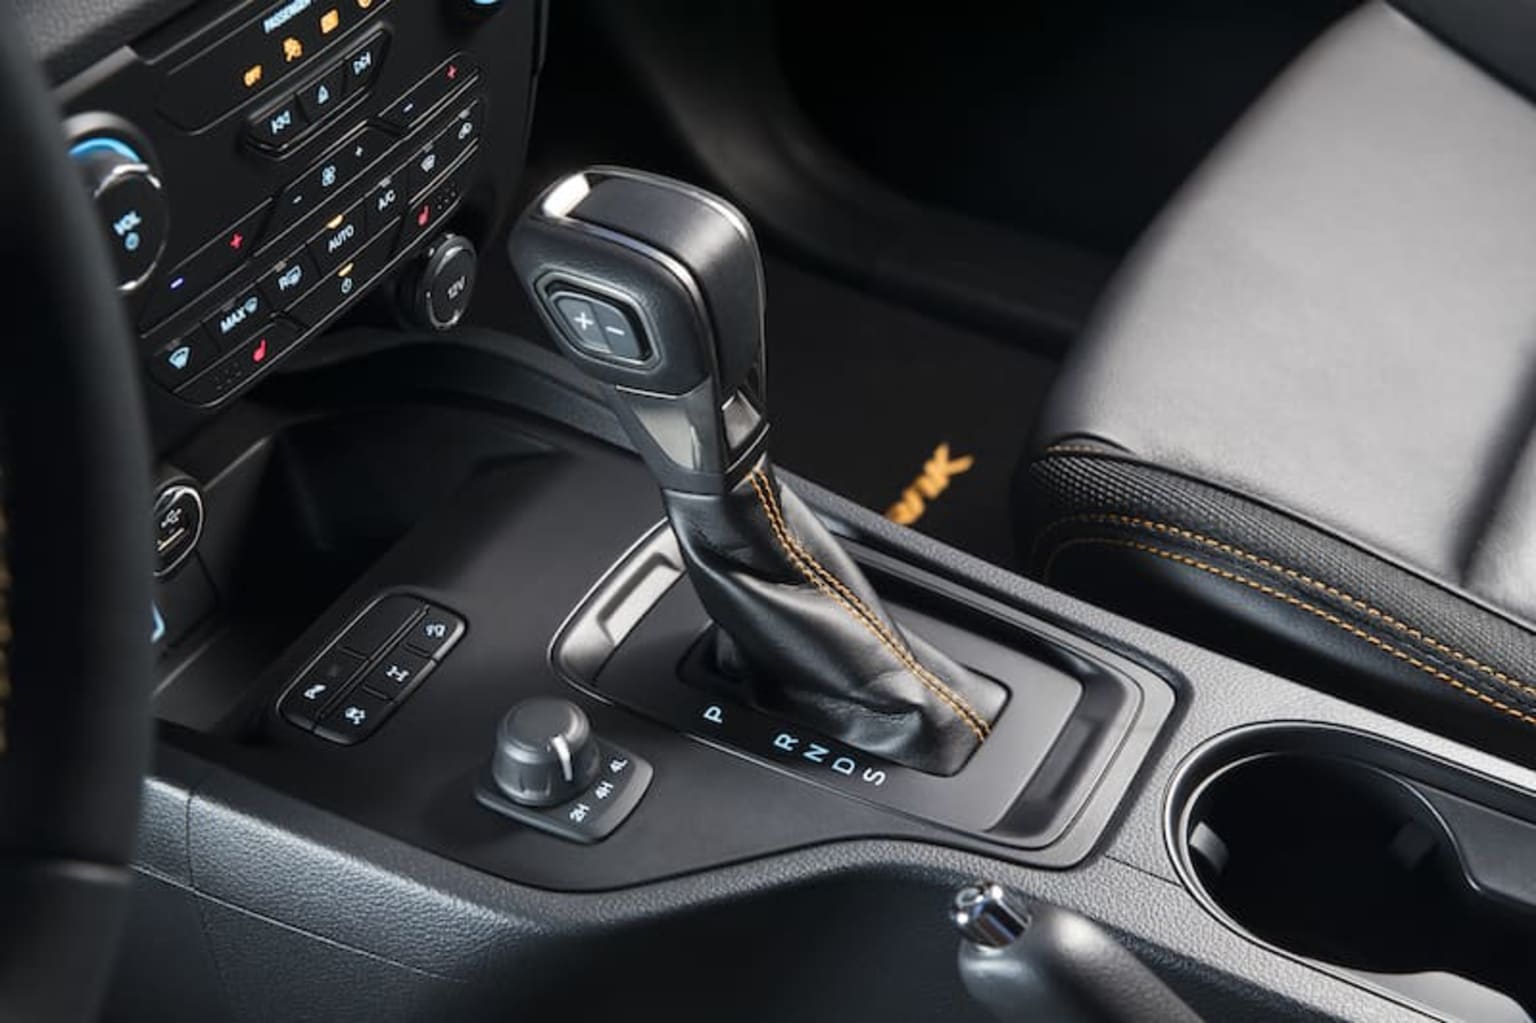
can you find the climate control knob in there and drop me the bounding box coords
[69,136,169,293]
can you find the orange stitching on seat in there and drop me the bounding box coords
[1048,536,1536,731]
[1041,444,1117,458]
[1039,512,1536,703]
[746,469,990,741]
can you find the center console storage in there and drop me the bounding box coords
[1169,724,1536,1022]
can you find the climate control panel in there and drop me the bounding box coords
[55,0,539,434]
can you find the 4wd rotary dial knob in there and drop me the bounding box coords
[490,698,603,807]
[69,136,169,293]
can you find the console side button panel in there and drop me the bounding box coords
[277,594,468,744]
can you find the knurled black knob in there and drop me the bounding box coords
[490,698,602,807]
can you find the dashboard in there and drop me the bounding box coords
[49,0,540,448]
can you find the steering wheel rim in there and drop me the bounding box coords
[0,8,155,1021]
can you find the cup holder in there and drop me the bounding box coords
[1169,725,1536,1022]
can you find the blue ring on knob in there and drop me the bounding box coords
[68,137,143,164]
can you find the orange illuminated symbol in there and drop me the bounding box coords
[243,64,264,88]
[320,9,341,34]
[357,0,375,8]
[282,37,304,62]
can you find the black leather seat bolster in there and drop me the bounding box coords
[1016,3,1536,764]
[1016,446,1536,767]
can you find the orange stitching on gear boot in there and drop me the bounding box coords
[753,469,990,736]
[747,469,990,740]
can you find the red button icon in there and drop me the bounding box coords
[251,337,270,364]
[228,232,245,251]
[416,202,433,228]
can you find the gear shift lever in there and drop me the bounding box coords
[510,168,1004,774]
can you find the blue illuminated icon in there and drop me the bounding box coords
[167,346,192,371]
[170,276,186,291]
[150,603,166,644]
[124,232,141,252]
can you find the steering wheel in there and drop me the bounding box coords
[0,8,155,1022]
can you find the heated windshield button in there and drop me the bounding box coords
[316,687,394,745]
[147,329,219,392]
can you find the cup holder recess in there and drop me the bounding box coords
[1169,724,1536,1023]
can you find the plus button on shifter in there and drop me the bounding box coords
[509,168,1005,775]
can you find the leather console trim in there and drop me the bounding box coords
[747,466,990,740]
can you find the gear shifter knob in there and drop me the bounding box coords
[510,168,1004,775]
[509,167,769,494]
